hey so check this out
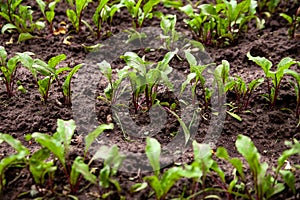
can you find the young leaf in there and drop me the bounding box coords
[70,156,97,187]
[84,123,114,156]
[29,148,57,185]
[145,137,161,176]
[247,52,272,75]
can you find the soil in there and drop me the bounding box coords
[0,0,300,199]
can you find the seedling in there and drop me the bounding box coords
[98,60,128,104]
[160,14,179,50]
[144,137,182,200]
[29,148,57,186]
[0,134,30,193]
[213,60,235,108]
[0,46,19,97]
[284,68,300,116]
[36,0,60,33]
[93,0,123,38]
[120,49,176,113]
[181,50,213,109]
[0,0,45,33]
[62,64,83,106]
[233,76,264,111]
[247,52,296,109]
[257,0,280,13]
[31,54,69,102]
[180,0,257,45]
[179,141,225,199]
[28,119,114,193]
[66,0,92,32]
[280,7,300,39]
[122,0,160,29]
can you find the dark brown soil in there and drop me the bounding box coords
[0,0,299,199]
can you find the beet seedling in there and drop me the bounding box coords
[160,14,179,50]
[0,134,30,193]
[62,64,83,106]
[283,68,300,117]
[66,0,92,32]
[0,46,19,97]
[280,7,300,39]
[36,0,60,34]
[122,0,160,29]
[32,54,69,102]
[144,137,182,200]
[93,0,123,38]
[0,0,45,34]
[121,49,176,113]
[180,0,257,45]
[28,119,114,194]
[98,60,128,104]
[233,76,264,112]
[181,50,213,109]
[247,52,296,109]
[213,60,235,107]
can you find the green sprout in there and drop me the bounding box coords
[122,0,160,29]
[233,76,264,112]
[180,0,257,46]
[247,52,297,109]
[280,7,300,39]
[66,0,92,32]
[36,0,60,34]
[0,0,45,34]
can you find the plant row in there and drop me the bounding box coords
[0,0,299,45]
[0,45,82,105]
[99,46,300,122]
[1,41,300,118]
[0,119,299,199]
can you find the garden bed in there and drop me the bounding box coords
[0,0,300,199]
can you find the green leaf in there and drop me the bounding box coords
[0,46,7,65]
[62,64,83,104]
[1,23,18,34]
[66,9,77,30]
[280,169,296,194]
[184,50,197,66]
[91,145,125,175]
[160,167,182,196]
[143,175,163,198]
[71,156,97,186]
[199,4,217,15]
[0,134,29,155]
[248,77,264,92]
[29,148,56,184]
[99,165,110,188]
[37,76,51,100]
[84,123,114,156]
[247,52,272,76]
[130,182,148,193]
[48,54,66,69]
[180,73,196,95]
[55,119,76,154]
[280,13,293,24]
[0,134,29,192]
[98,60,112,81]
[179,4,194,17]
[31,132,66,168]
[36,0,46,14]
[121,52,147,75]
[145,137,161,176]
[226,111,242,121]
[17,33,34,43]
[277,57,295,71]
